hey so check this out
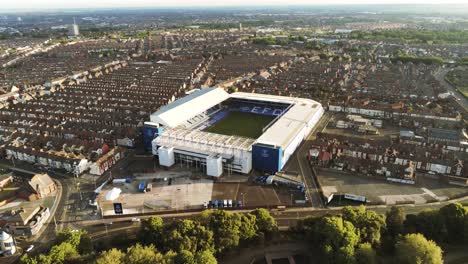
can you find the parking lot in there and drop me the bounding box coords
[317,168,468,205]
[98,174,213,216]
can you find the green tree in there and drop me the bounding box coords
[355,243,377,264]
[47,242,80,264]
[342,206,386,246]
[20,254,38,264]
[309,216,360,264]
[195,250,217,264]
[239,213,258,243]
[96,248,125,264]
[200,210,241,253]
[405,210,445,242]
[439,203,466,243]
[395,233,443,264]
[140,216,164,245]
[174,250,195,264]
[55,229,86,249]
[251,208,278,238]
[386,206,405,238]
[162,219,215,254]
[125,244,164,264]
[78,232,93,254]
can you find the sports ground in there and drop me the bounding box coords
[205,111,275,138]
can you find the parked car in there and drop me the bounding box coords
[208,201,213,208]
[25,245,34,253]
[223,200,228,207]
[237,201,243,207]
[203,202,208,208]
[214,200,219,208]
[228,199,233,207]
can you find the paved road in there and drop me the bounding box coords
[434,67,468,112]
[284,112,331,208]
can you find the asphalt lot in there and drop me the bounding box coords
[316,168,468,205]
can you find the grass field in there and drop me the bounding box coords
[205,111,275,138]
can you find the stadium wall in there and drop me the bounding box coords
[143,122,164,151]
[252,143,282,172]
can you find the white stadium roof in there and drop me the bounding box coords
[150,88,229,128]
[151,88,323,150]
[231,92,322,149]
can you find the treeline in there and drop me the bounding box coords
[251,35,306,46]
[292,203,468,264]
[391,56,445,65]
[20,208,278,264]
[458,57,468,66]
[350,29,468,44]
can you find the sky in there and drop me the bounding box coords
[3,0,468,10]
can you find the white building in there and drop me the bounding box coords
[149,88,324,176]
[0,231,16,256]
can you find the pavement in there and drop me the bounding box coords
[283,112,332,208]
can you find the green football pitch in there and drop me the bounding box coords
[205,111,275,139]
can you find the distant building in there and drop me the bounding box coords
[68,18,79,37]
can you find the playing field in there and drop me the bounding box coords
[205,111,275,138]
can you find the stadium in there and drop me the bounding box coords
[144,88,324,177]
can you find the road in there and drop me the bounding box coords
[284,112,331,208]
[434,67,468,112]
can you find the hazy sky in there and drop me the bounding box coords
[3,0,468,9]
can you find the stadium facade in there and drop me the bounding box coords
[144,88,324,177]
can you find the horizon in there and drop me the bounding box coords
[2,1,468,12]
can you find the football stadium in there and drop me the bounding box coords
[144,88,324,177]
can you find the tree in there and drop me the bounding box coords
[55,229,86,249]
[47,242,80,264]
[251,208,278,238]
[309,216,360,264]
[125,244,164,264]
[404,210,445,242]
[386,206,405,238]
[174,250,195,264]
[355,243,377,264]
[381,206,405,253]
[342,206,386,246]
[96,248,125,264]
[238,213,258,243]
[20,254,38,264]
[200,210,241,253]
[395,233,443,264]
[140,216,164,245]
[78,232,93,254]
[162,219,215,254]
[195,250,217,264]
[439,203,466,243]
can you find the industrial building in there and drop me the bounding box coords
[145,88,324,177]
